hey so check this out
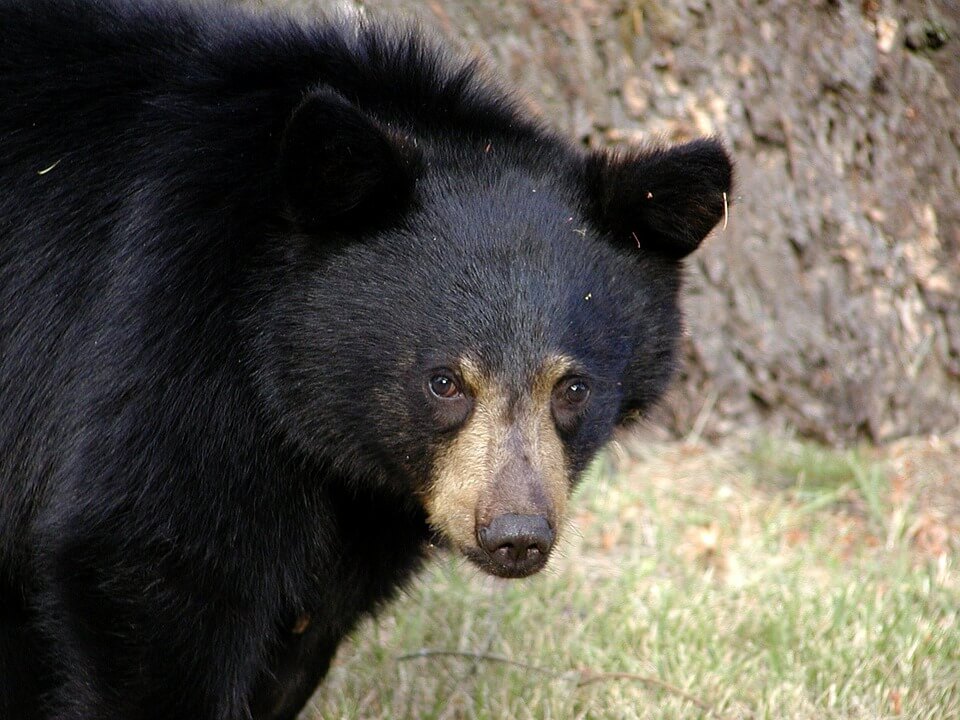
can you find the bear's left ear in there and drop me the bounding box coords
[279,87,422,230]
[585,138,733,259]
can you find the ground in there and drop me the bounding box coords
[304,430,960,719]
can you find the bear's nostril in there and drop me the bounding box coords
[478,514,554,572]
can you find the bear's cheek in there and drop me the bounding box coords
[420,370,570,566]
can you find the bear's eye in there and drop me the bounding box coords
[565,380,589,404]
[551,377,591,432]
[552,377,590,425]
[559,379,590,407]
[429,373,462,400]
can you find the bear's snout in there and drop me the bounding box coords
[477,513,554,578]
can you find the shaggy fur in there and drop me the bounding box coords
[0,1,732,718]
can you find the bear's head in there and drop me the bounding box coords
[262,82,732,578]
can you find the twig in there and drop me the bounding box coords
[397,650,563,679]
[686,387,719,446]
[397,649,714,713]
[577,670,712,712]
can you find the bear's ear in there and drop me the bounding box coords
[279,87,422,230]
[585,138,733,259]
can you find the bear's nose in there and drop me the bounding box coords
[477,514,554,577]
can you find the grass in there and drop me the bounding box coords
[303,432,960,719]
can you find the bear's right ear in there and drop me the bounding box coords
[279,87,422,230]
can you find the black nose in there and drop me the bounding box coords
[478,514,554,577]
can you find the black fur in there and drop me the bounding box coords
[586,138,734,258]
[0,1,732,718]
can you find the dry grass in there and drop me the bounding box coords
[303,431,960,719]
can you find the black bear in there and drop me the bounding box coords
[0,1,732,718]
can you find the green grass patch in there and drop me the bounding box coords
[305,435,960,719]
